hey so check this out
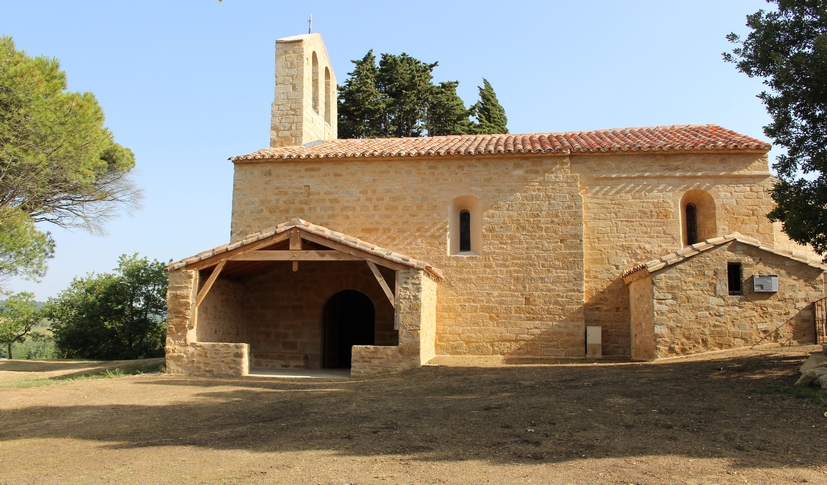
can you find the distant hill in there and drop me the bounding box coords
[0,300,47,311]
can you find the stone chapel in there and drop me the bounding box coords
[165,33,826,377]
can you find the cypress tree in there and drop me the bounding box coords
[427,81,473,136]
[338,53,508,138]
[471,78,508,134]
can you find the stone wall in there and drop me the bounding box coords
[166,342,249,377]
[231,155,586,359]
[636,241,824,358]
[395,269,437,362]
[572,151,775,356]
[230,149,781,358]
[351,345,418,378]
[628,275,655,361]
[240,261,396,369]
[349,268,438,377]
[166,269,251,377]
[420,272,438,363]
[197,276,247,343]
[166,269,197,347]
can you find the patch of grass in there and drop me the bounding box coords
[60,368,128,381]
[748,384,827,404]
[0,359,165,389]
[0,378,54,389]
[52,360,165,382]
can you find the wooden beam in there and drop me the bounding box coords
[292,260,299,272]
[299,232,412,271]
[367,261,395,308]
[195,260,226,308]
[230,250,363,261]
[290,230,301,250]
[184,232,292,271]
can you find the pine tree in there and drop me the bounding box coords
[0,36,140,285]
[470,78,508,134]
[337,51,385,139]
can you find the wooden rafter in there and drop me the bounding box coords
[184,232,292,271]
[180,227,420,281]
[299,232,411,272]
[367,261,395,308]
[195,260,226,308]
[230,250,362,262]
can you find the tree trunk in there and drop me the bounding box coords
[7,342,12,360]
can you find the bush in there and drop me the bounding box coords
[45,254,167,360]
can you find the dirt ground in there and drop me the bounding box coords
[1,346,826,485]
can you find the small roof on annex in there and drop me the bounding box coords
[621,233,827,284]
[231,124,771,161]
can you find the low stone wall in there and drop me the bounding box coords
[351,345,418,378]
[166,342,249,377]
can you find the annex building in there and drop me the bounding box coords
[165,33,826,377]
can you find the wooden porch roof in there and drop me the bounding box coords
[167,218,444,281]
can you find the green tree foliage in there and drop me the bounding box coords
[338,51,508,138]
[429,81,474,136]
[337,51,385,139]
[0,36,141,282]
[46,254,167,360]
[0,207,54,283]
[0,292,42,359]
[470,78,509,134]
[725,0,827,256]
[376,53,437,137]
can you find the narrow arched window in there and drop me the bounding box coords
[312,52,319,112]
[685,203,698,245]
[449,196,481,256]
[459,210,471,252]
[324,67,332,124]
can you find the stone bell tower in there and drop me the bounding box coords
[270,33,337,147]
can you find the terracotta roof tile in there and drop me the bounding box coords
[621,233,826,282]
[167,218,443,280]
[231,125,770,161]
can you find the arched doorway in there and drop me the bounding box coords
[322,290,375,368]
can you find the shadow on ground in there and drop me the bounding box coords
[1,348,824,470]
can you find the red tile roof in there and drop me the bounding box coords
[232,125,770,161]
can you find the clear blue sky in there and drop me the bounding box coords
[2,0,777,300]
